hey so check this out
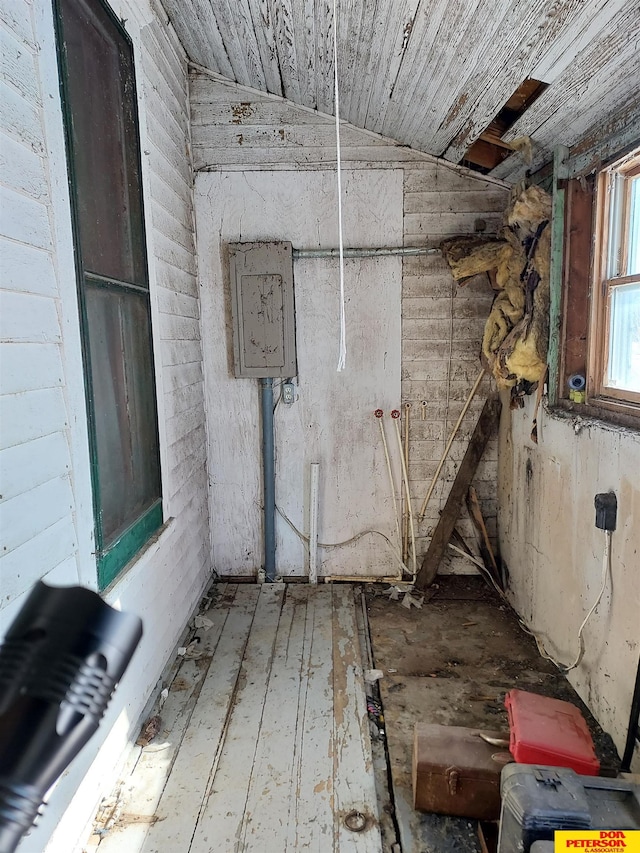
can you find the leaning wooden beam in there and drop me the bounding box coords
[415,397,502,590]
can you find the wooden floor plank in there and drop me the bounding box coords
[285,585,336,852]
[98,584,235,852]
[189,583,286,853]
[96,583,382,853]
[332,586,382,852]
[239,585,312,850]
[141,584,261,853]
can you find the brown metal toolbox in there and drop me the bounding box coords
[412,723,512,819]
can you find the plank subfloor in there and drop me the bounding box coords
[97,584,381,853]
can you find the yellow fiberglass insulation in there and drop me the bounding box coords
[441,185,551,389]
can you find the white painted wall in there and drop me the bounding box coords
[498,395,640,766]
[0,0,211,850]
[197,169,404,578]
[192,71,509,579]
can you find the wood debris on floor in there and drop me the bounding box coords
[94,583,381,853]
[365,576,619,853]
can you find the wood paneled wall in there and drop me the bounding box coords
[191,71,509,575]
[0,2,212,850]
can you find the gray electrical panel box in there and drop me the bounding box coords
[228,241,297,378]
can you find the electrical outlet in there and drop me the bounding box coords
[282,382,295,405]
[594,492,617,531]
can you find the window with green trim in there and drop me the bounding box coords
[54,0,162,588]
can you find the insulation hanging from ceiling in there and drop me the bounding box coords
[441,185,552,393]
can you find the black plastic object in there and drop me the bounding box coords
[498,764,640,853]
[0,582,143,853]
[498,765,590,852]
[594,492,617,531]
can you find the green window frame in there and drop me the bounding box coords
[54,0,162,588]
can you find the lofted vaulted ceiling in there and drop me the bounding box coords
[160,0,640,179]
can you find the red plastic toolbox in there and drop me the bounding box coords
[505,689,600,776]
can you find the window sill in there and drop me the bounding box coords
[102,515,175,599]
[548,397,640,434]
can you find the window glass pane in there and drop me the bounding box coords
[85,283,161,545]
[607,281,640,393]
[627,176,640,276]
[59,0,146,285]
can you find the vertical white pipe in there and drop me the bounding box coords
[376,412,402,556]
[309,462,320,584]
[392,415,417,578]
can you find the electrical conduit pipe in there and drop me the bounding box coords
[261,378,276,582]
[309,462,320,584]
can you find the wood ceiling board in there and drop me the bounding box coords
[162,0,636,177]
[164,0,232,78]
[492,48,640,183]
[248,0,285,97]
[438,0,607,163]
[362,0,422,134]
[268,0,302,105]
[376,0,450,141]
[529,0,628,84]
[190,0,235,78]
[401,0,514,151]
[202,0,265,88]
[338,0,371,118]
[357,1,411,130]
[568,90,640,178]
[424,0,562,155]
[231,0,272,90]
[502,5,640,143]
[339,0,379,125]
[315,0,336,116]
[288,0,318,109]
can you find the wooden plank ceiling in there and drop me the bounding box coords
[160,0,639,179]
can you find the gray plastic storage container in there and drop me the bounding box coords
[497,764,640,853]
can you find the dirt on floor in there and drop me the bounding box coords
[364,575,619,853]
